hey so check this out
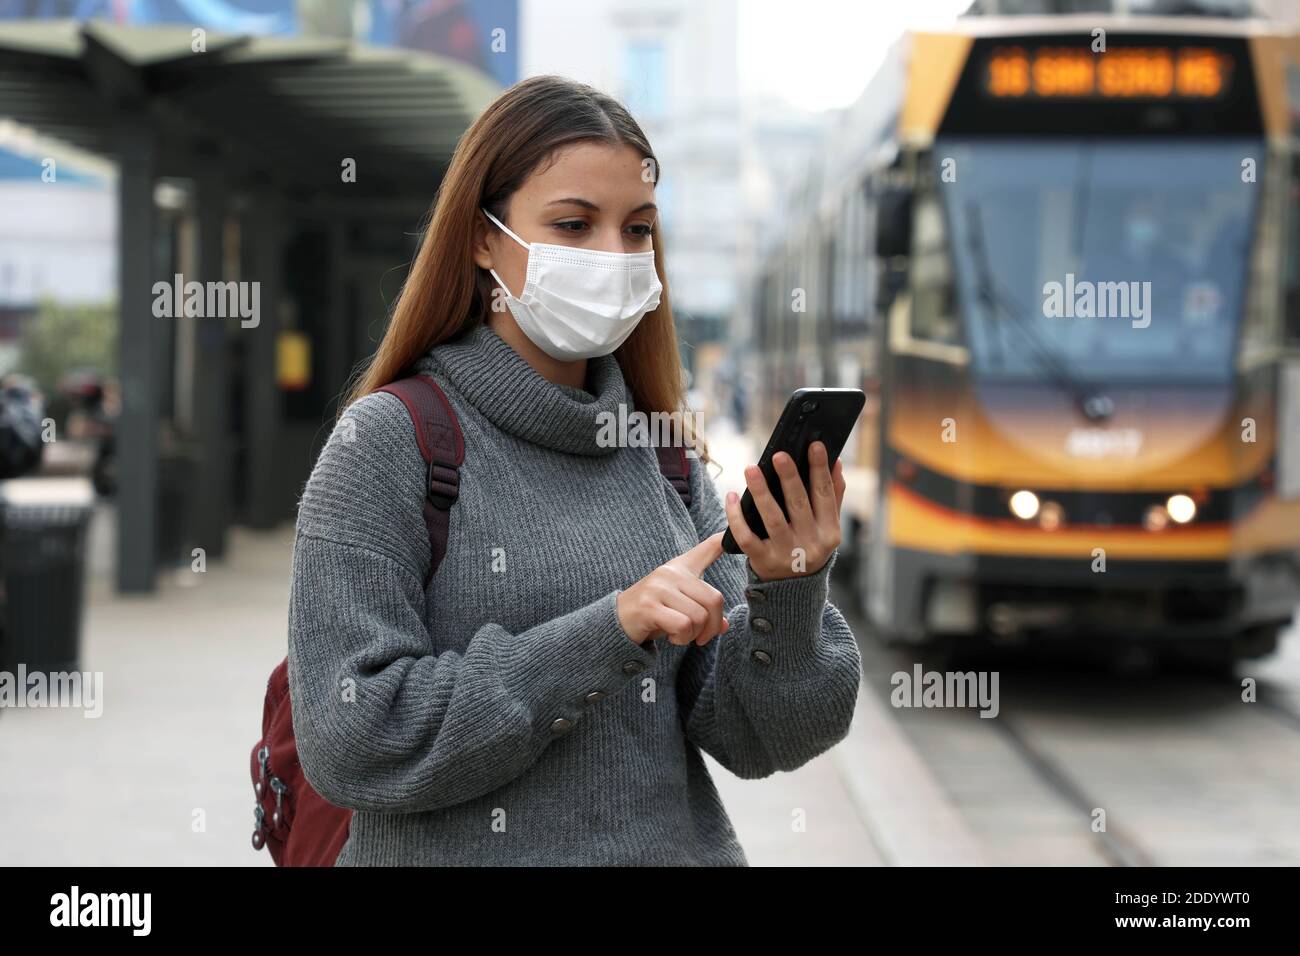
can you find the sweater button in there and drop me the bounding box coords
[744,587,766,603]
[621,659,645,676]
[751,649,773,667]
[584,690,606,704]
[751,617,773,632]
[550,717,573,735]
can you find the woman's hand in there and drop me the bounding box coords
[725,441,846,582]
[617,533,730,647]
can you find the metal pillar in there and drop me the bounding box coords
[326,219,351,416]
[116,115,158,593]
[193,171,230,558]
[243,200,281,529]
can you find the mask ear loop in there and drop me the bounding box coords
[482,208,531,250]
[481,207,530,300]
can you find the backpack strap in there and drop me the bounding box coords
[655,445,692,510]
[376,375,464,587]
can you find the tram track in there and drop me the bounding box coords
[1253,690,1300,735]
[988,677,1300,867]
[836,580,1300,866]
[988,712,1155,867]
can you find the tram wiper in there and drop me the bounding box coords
[963,201,1114,422]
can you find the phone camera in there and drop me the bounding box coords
[802,400,818,413]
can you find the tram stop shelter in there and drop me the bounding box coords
[0,19,497,592]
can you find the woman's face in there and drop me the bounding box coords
[474,140,658,300]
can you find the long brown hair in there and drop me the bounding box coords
[342,75,699,453]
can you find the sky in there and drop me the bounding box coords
[739,0,973,111]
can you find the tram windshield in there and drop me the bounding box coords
[935,138,1259,385]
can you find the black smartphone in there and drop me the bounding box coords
[721,387,866,555]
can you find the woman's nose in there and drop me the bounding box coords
[595,240,625,253]
[592,227,630,253]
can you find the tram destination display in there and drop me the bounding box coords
[940,34,1260,135]
[984,45,1234,100]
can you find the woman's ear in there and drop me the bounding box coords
[472,212,495,271]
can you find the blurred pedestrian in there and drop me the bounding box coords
[0,374,45,480]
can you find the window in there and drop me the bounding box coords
[909,187,961,346]
[1285,153,1300,346]
[623,40,666,120]
[940,138,1257,383]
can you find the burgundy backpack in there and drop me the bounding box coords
[250,374,693,866]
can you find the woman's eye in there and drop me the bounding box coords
[550,220,652,238]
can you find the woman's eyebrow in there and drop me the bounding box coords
[546,197,599,210]
[544,198,658,215]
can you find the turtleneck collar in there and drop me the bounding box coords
[414,321,629,457]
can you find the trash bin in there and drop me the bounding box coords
[0,478,95,675]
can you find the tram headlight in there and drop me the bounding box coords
[1166,493,1197,525]
[1143,505,1169,532]
[1009,490,1040,521]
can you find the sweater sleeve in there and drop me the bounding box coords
[674,454,862,779]
[286,391,658,813]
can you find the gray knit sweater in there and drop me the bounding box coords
[286,321,862,865]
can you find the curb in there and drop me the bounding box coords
[831,676,991,866]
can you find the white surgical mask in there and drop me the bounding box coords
[482,207,663,360]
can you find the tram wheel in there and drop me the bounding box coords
[1234,624,1281,660]
[1172,626,1280,673]
[1162,642,1237,678]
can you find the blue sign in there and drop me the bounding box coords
[0,0,517,87]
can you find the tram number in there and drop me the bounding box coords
[1065,427,1142,459]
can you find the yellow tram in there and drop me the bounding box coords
[751,10,1300,661]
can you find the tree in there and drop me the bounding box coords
[17,298,117,400]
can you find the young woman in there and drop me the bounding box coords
[287,75,862,866]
